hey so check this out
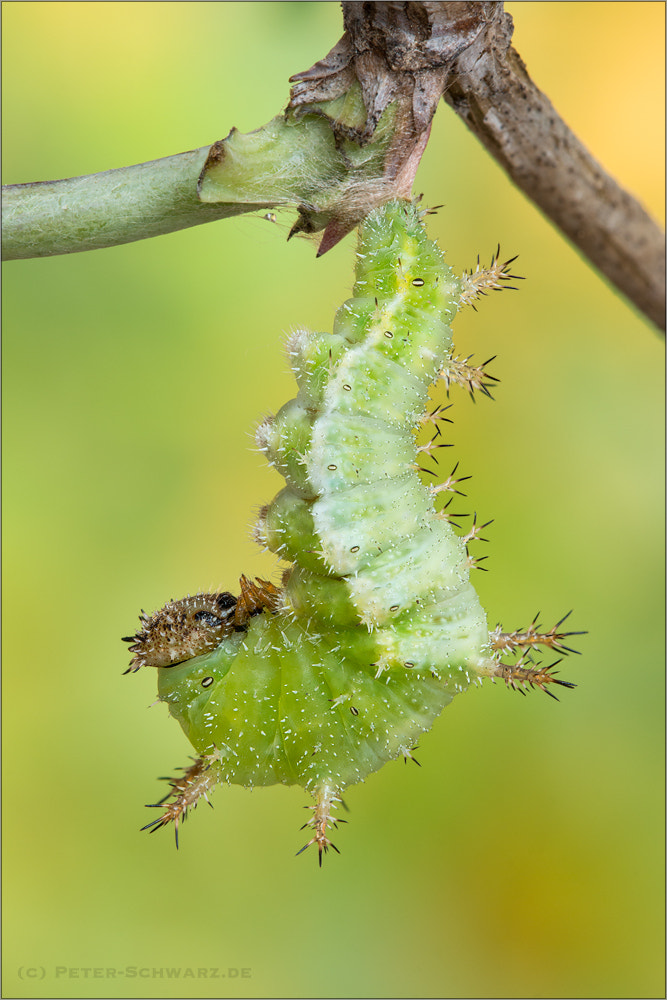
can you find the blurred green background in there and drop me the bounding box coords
[2,3,664,998]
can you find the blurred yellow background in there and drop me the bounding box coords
[3,3,664,998]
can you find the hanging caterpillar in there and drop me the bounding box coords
[123,200,581,862]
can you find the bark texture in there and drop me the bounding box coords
[439,3,665,331]
[290,1,664,329]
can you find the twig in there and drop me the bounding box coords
[1,148,237,260]
[437,2,665,332]
[2,2,663,333]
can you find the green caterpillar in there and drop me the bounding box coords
[124,200,580,861]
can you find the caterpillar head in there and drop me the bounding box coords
[122,577,281,674]
[122,592,238,673]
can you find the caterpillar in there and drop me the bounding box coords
[124,200,581,862]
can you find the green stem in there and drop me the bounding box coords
[1,146,273,261]
[1,97,396,262]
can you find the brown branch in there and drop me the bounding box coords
[327,1,664,332]
[289,1,495,251]
[439,3,665,332]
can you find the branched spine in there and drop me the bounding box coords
[439,354,499,400]
[458,247,524,309]
[487,656,577,700]
[489,611,586,658]
[141,757,218,847]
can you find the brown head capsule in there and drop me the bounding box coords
[123,576,282,674]
[122,592,237,673]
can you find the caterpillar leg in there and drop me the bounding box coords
[141,756,219,848]
[296,786,345,867]
[234,574,281,627]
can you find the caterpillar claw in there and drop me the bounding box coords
[235,575,281,627]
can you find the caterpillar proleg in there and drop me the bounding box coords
[125,200,581,863]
